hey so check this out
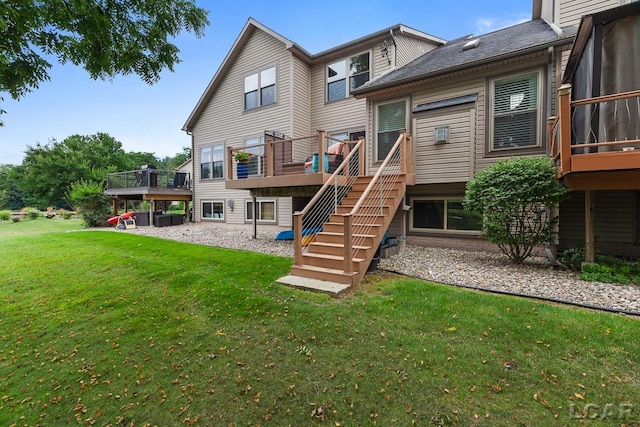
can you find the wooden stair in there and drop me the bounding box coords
[285,175,406,289]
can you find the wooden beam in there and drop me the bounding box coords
[571,151,640,172]
[558,84,572,175]
[563,170,640,190]
[584,190,595,263]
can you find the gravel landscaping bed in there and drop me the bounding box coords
[123,222,640,315]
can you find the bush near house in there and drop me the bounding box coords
[0,210,10,221]
[464,157,569,264]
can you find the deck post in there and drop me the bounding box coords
[252,193,257,240]
[112,198,118,215]
[343,214,353,274]
[318,130,326,174]
[358,137,365,176]
[406,134,413,174]
[266,138,274,177]
[149,198,155,228]
[558,84,572,175]
[293,212,303,266]
[584,190,595,263]
[227,146,234,180]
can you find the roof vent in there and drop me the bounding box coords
[462,38,479,51]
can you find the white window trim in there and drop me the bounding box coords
[244,198,277,223]
[487,68,544,152]
[326,51,371,102]
[409,197,482,234]
[244,64,277,110]
[199,142,225,180]
[374,98,409,162]
[201,200,225,221]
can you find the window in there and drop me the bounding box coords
[200,143,224,179]
[244,136,264,176]
[377,100,406,161]
[245,199,276,222]
[490,71,541,151]
[327,52,370,102]
[244,66,276,110]
[411,198,481,232]
[202,201,224,220]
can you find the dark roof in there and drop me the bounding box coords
[353,19,576,96]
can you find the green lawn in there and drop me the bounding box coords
[1,220,639,426]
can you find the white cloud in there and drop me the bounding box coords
[475,14,530,34]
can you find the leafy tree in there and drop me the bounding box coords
[0,164,25,209]
[19,133,129,208]
[160,146,191,170]
[0,0,209,121]
[464,157,568,264]
[66,179,110,227]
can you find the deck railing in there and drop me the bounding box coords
[227,130,354,180]
[551,84,640,176]
[342,132,410,272]
[106,169,191,191]
[293,137,366,266]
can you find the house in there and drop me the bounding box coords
[181,19,445,230]
[98,0,637,291]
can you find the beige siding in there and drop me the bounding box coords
[559,0,620,27]
[310,61,367,135]
[292,56,311,138]
[413,106,475,184]
[191,28,296,224]
[394,33,440,67]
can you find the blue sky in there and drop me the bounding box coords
[0,0,531,165]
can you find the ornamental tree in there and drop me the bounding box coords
[464,156,568,264]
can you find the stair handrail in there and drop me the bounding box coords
[342,132,407,272]
[293,138,365,266]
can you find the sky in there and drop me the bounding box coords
[0,0,532,165]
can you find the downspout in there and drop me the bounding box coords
[389,29,397,68]
[189,130,195,222]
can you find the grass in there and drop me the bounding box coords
[1,220,640,426]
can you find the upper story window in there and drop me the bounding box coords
[327,52,370,102]
[244,66,276,110]
[489,70,542,151]
[200,143,224,179]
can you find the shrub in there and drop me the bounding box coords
[44,211,56,219]
[22,207,40,220]
[0,210,11,221]
[558,247,586,271]
[62,212,74,220]
[580,263,632,285]
[11,215,21,222]
[66,180,111,227]
[464,157,569,264]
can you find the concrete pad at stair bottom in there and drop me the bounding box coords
[276,275,350,296]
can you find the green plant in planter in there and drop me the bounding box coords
[234,151,250,163]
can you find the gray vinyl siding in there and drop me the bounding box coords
[559,0,621,27]
[191,28,294,224]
